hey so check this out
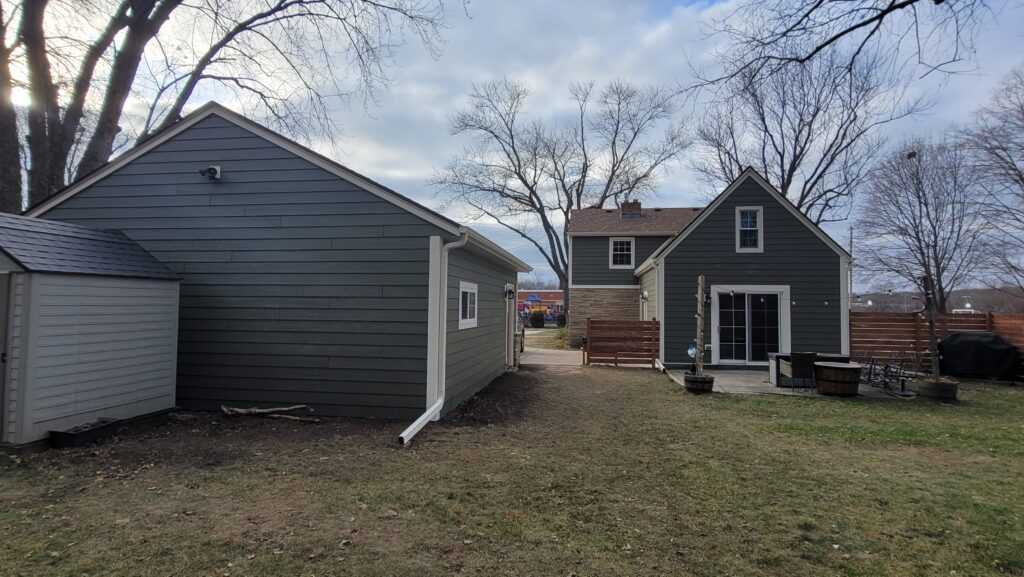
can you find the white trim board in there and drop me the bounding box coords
[27,102,530,274]
[569,285,641,289]
[635,168,849,274]
[709,284,791,366]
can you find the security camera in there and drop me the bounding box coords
[198,165,221,180]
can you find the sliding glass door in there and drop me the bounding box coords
[715,291,780,363]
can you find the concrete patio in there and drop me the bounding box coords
[667,369,896,400]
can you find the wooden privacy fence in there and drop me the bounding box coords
[585,319,660,367]
[851,312,1024,374]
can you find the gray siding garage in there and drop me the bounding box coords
[29,102,529,437]
[0,215,180,446]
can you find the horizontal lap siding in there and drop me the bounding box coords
[44,114,447,418]
[571,236,668,285]
[664,178,841,366]
[444,249,515,413]
[24,274,179,443]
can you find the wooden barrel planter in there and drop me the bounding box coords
[683,373,715,393]
[814,362,862,397]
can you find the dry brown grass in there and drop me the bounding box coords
[2,366,1023,576]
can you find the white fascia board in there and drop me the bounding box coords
[462,227,532,272]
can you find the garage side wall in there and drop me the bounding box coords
[444,249,516,413]
[18,274,179,444]
[42,113,449,418]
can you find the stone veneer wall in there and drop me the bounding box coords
[568,287,642,341]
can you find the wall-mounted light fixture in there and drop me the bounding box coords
[198,165,222,181]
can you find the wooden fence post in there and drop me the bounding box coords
[585,317,591,365]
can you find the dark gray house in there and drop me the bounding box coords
[570,168,851,368]
[566,203,700,340]
[638,168,850,368]
[28,102,530,444]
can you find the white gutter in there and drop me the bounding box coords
[399,232,469,446]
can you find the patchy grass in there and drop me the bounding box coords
[525,327,568,350]
[2,368,1023,576]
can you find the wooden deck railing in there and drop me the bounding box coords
[584,318,660,367]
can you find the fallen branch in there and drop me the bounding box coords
[220,404,310,417]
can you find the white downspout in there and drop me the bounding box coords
[399,232,469,445]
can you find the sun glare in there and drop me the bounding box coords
[10,86,31,108]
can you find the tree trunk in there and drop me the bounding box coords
[20,0,63,208]
[74,0,181,184]
[0,37,22,213]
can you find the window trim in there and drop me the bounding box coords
[735,206,764,254]
[608,236,636,270]
[458,281,478,329]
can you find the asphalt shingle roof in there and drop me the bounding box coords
[0,213,178,280]
[567,206,702,235]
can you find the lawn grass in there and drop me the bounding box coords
[1,367,1022,576]
[525,326,568,350]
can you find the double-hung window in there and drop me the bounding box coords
[459,281,478,329]
[735,206,763,253]
[608,237,635,269]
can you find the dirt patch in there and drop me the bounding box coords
[444,369,543,426]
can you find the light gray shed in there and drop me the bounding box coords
[0,214,180,446]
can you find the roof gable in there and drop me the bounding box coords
[636,168,849,273]
[28,102,530,273]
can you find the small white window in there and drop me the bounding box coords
[735,206,763,253]
[459,281,478,329]
[608,237,635,269]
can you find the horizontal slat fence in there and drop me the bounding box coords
[851,312,1024,376]
[992,314,1024,378]
[585,319,660,368]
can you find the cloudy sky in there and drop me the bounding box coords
[313,0,1024,283]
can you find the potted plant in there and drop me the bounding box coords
[684,274,715,393]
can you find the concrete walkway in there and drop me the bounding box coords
[520,347,583,366]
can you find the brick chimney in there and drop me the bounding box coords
[621,200,642,219]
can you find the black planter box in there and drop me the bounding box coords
[48,418,121,449]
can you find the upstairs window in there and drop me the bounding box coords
[609,237,635,269]
[735,207,763,253]
[459,281,478,329]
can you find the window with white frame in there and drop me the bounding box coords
[608,237,635,269]
[735,206,763,253]
[459,281,478,329]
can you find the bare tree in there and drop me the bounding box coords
[706,0,994,87]
[856,139,986,312]
[0,0,446,212]
[960,66,1024,293]
[694,46,923,224]
[435,79,690,293]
